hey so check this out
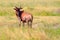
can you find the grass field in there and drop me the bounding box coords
[0,16,60,40]
[0,0,60,40]
[0,0,60,16]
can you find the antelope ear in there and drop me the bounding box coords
[20,6,23,9]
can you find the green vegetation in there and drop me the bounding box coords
[0,0,60,16]
[0,16,60,40]
[0,0,60,40]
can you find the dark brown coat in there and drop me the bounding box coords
[14,7,33,27]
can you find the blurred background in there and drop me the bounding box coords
[0,0,60,40]
[0,0,60,16]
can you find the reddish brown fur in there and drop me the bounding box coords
[14,6,33,27]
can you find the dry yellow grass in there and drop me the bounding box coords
[0,16,60,40]
[0,0,60,40]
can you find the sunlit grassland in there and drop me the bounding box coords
[0,0,60,16]
[0,16,60,40]
[0,7,60,16]
[0,0,60,40]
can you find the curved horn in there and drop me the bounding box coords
[15,6,18,8]
[20,5,23,9]
[14,6,18,10]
